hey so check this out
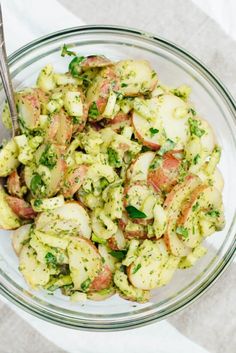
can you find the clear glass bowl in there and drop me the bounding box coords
[0,26,235,331]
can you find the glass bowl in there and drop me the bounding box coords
[0,25,235,331]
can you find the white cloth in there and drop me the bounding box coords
[0,1,235,352]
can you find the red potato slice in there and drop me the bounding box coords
[15,89,41,130]
[7,170,23,198]
[107,228,127,250]
[163,175,202,256]
[132,111,162,150]
[124,182,154,225]
[67,237,102,290]
[87,67,119,120]
[127,239,169,290]
[87,287,115,301]
[81,55,113,70]
[11,224,32,256]
[6,196,37,220]
[118,214,148,240]
[157,94,190,150]
[147,153,181,193]
[62,165,88,198]
[126,151,155,182]
[178,184,208,226]
[107,112,131,132]
[47,110,73,145]
[89,265,113,292]
[114,60,157,96]
[36,201,91,238]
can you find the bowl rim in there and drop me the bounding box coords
[0,24,235,331]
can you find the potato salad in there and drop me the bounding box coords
[0,45,225,303]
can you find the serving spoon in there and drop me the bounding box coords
[0,4,19,137]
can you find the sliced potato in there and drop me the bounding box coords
[31,195,64,212]
[68,237,102,290]
[114,60,157,96]
[19,245,50,288]
[114,269,150,303]
[62,165,88,199]
[11,224,32,256]
[126,152,155,182]
[35,230,69,250]
[35,202,91,239]
[0,185,21,229]
[15,89,41,130]
[89,265,113,292]
[87,287,115,301]
[0,139,19,177]
[158,255,180,286]
[98,244,118,272]
[127,239,169,290]
[157,94,190,150]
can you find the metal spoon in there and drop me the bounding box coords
[0,4,19,137]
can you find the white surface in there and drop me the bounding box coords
[193,0,236,41]
[0,0,235,353]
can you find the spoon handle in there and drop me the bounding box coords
[0,5,19,136]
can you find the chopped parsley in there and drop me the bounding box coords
[30,173,45,195]
[192,202,199,211]
[206,210,220,217]
[72,116,81,125]
[39,144,57,170]
[81,278,91,292]
[188,118,205,138]
[121,82,128,88]
[176,226,189,238]
[157,139,176,156]
[193,154,201,165]
[34,199,43,208]
[126,205,147,219]
[107,147,121,168]
[45,252,57,268]
[149,127,159,137]
[61,44,76,57]
[141,145,151,152]
[88,102,99,119]
[188,108,196,116]
[132,263,141,274]
[69,56,85,77]
[109,249,128,261]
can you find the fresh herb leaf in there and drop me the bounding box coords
[141,145,151,152]
[72,116,81,125]
[88,102,99,119]
[193,154,200,165]
[121,82,128,88]
[192,201,199,211]
[45,252,57,268]
[30,173,45,195]
[132,263,141,274]
[34,199,43,207]
[188,108,196,116]
[81,278,91,292]
[107,147,121,167]
[157,139,176,156]
[206,210,220,217]
[188,118,205,137]
[176,226,189,238]
[69,56,85,77]
[126,205,147,219]
[91,234,107,244]
[149,127,159,137]
[109,249,128,260]
[61,44,76,57]
[39,144,57,170]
